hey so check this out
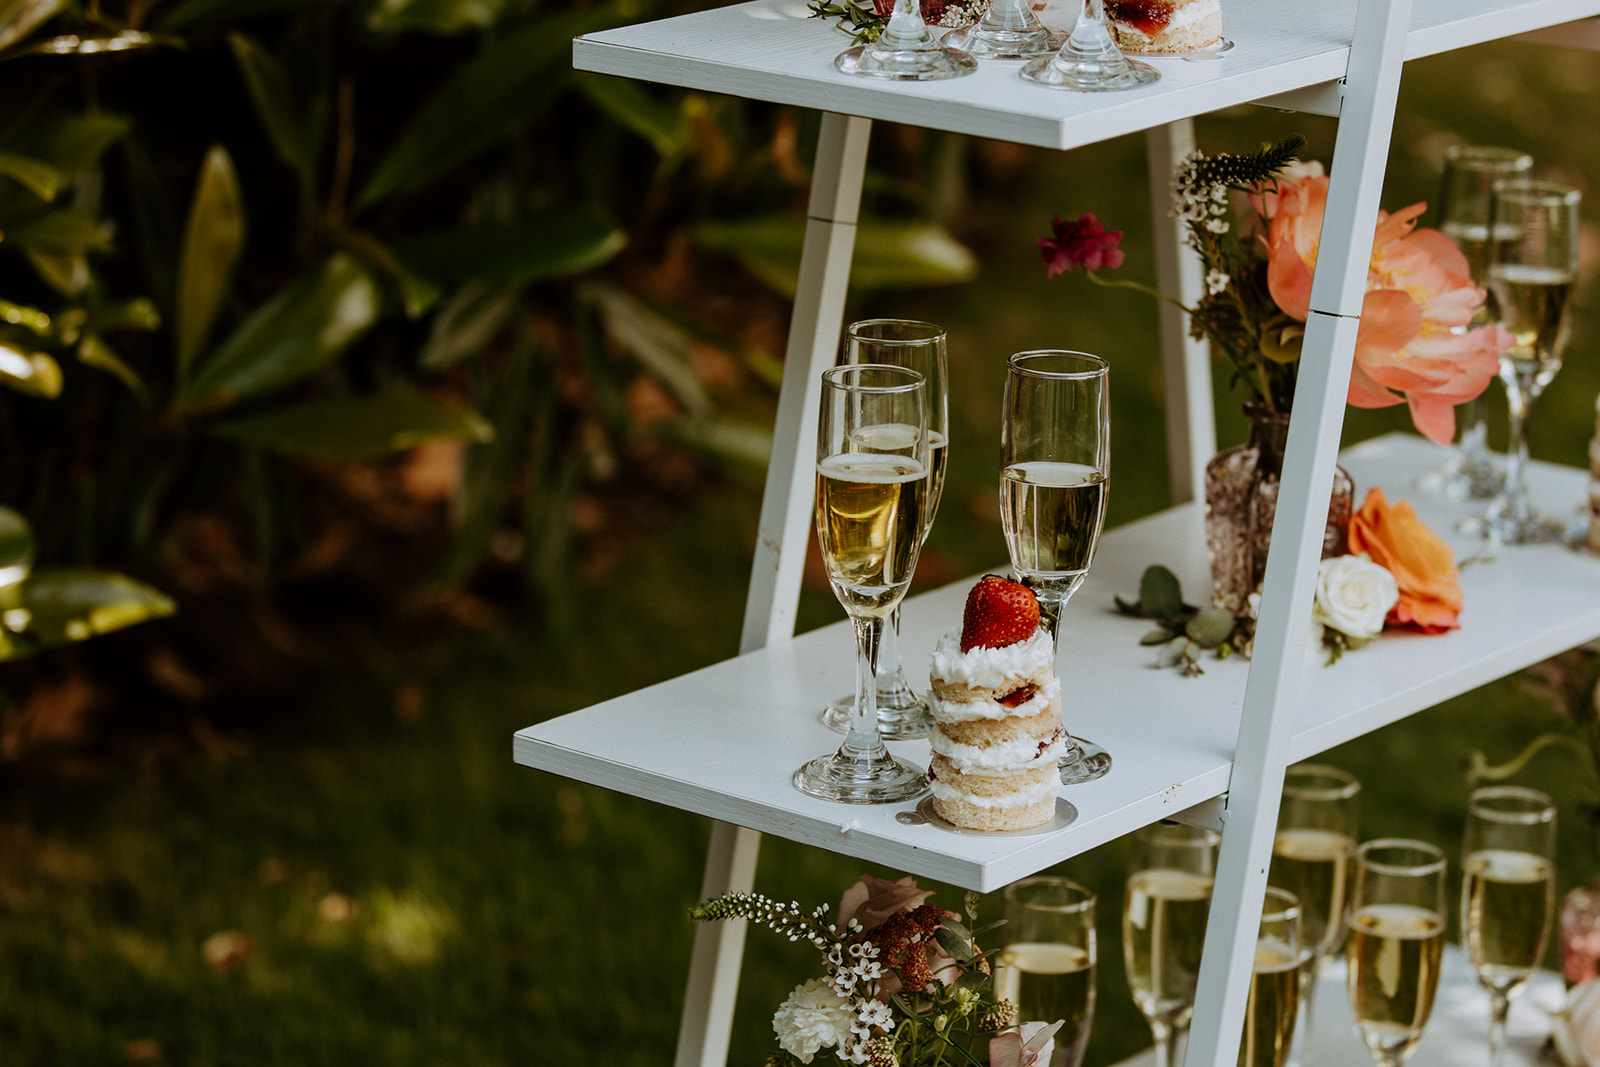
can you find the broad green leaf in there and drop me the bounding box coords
[418,279,519,371]
[0,0,66,55]
[227,33,309,190]
[175,145,246,381]
[46,113,131,176]
[6,208,111,254]
[210,384,493,462]
[579,282,709,418]
[330,228,440,319]
[1139,564,1183,619]
[393,210,625,285]
[178,253,380,414]
[690,216,976,296]
[366,0,505,35]
[79,333,150,405]
[4,568,175,658]
[0,339,61,396]
[0,152,61,200]
[657,415,771,471]
[576,74,690,157]
[1185,606,1235,648]
[355,19,574,208]
[0,505,34,589]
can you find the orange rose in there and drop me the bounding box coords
[1346,487,1461,632]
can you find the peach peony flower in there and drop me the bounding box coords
[1258,167,1510,446]
[1346,488,1462,632]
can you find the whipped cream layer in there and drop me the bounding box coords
[929,628,1054,690]
[930,676,1060,724]
[931,729,1065,776]
[929,772,1062,810]
[1113,0,1219,43]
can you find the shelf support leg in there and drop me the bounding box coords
[1146,119,1214,505]
[1182,0,1412,1062]
[674,111,873,1067]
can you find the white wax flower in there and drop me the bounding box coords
[1312,554,1398,641]
[772,978,854,1063]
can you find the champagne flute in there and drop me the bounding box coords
[1001,350,1111,784]
[942,0,1065,60]
[1268,763,1360,1067]
[1123,821,1220,1067]
[1415,145,1533,501]
[1019,0,1158,91]
[1346,839,1448,1067]
[1461,786,1557,1067]
[995,877,1097,1067]
[822,320,948,741]
[1241,887,1302,1067]
[794,364,930,804]
[1480,178,1581,544]
[834,0,976,80]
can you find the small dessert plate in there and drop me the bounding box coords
[902,795,1079,835]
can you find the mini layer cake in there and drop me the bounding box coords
[1104,0,1221,54]
[926,577,1064,832]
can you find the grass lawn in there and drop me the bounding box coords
[3,35,1600,1067]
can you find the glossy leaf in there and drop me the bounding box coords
[227,33,309,189]
[211,385,492,462]
[330,228,440,319]
[418,279,519,371]
[0,339,62,397]
[175,145,246,382]
[576,74,690,157]
[690,217,976,295]
[6,208,111,254]
[79,333,150,405]
[3,568,175,659]
[1138,565,1184,619]
[0,506,34,590]
[394,210,625,286]
[46,113,131,176]
[15,29,182,57]
[0,151,60,200]
[580,282,710,418]
[177,253,380,414]
[0,0,66,56]
[366,0,505,35]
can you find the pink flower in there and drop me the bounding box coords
[836,874,935,934]
[989,1021,1065,1067]
[1037,212,1125,278]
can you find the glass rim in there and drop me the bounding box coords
[1006,350,1109,381]
[1136,819,1222,848]
[821,363,926,395]
[1490,177,1582,204]
[1445,144,1534,170]
[1468,784,1557,823]
[1356,837,1447,875]
[1282,762,1361,801]
[846,318,947,346]
[1262,886,1300,924]
[1003,875,1096,913]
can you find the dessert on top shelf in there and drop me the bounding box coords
[1104,0,1222,53]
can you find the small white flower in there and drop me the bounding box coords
[1312,554,1398,641]
[773,978,855,1063]
[1206,269,1230,294]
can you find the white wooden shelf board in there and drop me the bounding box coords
[513,433,1600,891]
[571,0,1600,151]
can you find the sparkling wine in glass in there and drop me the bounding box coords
[835,0,976,80]
[995,877,1097,1067]
[1123,821,1219,1067]
[1479,178,1581,544]
[794,364,930,804]
[822,320,948,741]
[1461,786,1557,1067]
[1346,839,1448,1067]
[1019,0,1158,91]
[1415,145,1532,502]
[1001,350,1110,784]
[1268,763,1360,1067]
[1241,887,1302,1067]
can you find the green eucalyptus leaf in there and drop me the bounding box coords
[1156,640,1188,670]
[0,339,62,396]
[0,151,61,200]
[47,113,131,176]
[7,208,111,254]
[933,926,973,965]
[176,145,246,380]
[0,505,35,589]
[576,74,690,157]
[1141,628,1175,646]
[1139,565,1184,619]
[1185,606,1235,649]
[227,33,309,187]
[690,216,976,296]
[393,210,625,285]
[366,0,506,35]
[0,0,66,56]
[210,384,493,462]
[5,568,175,658]
[78,333,150,404]
[178,253,380,414]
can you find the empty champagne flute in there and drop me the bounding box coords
[1461,786,1557,1067]
[822,320,948,741]
[1415,145,1532,501]
[1019,0,1158,90]
[1123,821,1220,1067]
[1268,763,1361,1067]
[1346,839,1448,1067]
[794,364,930,804]
[834,0,976,79]
[1001,350,1111,784]
[995,877,1097,1067]
[1241,887,1302,1067]
[1480,178,1581,544]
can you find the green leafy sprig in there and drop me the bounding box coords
[805,0,888,43]
[1114,565,1245,676]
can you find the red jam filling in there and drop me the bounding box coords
[1105,0,1173,35]
[998,685,1037,708]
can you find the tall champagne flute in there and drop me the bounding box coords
[822,320,948,741]
[1001,350,1111,784]
[1268,763,1360,1067]
[1346,839,1448,1067]
[1415,145,1533,501]
[1123,821,1220,1067]
[795,364,930,804]
[1480,178,1581,544]
[995,877,1097,1067]
[834,0,976,79]
[1019,0,1158,91]
[1241,888,1302,1067]
[1461,786,1557,1067]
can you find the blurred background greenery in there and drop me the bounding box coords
[0,1,1598,1064]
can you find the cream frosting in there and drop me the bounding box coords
[929,772,1062,810]
[930,730,1065,775]
[1112,0,1220,43]
[929,676,1060,724]
[929,628,1054,691]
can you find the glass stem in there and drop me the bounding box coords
[1488,991,1510,1067]
[879,607,904,688]
[1068,0,1113,50]
[1296,956,1320,1067]
[1501,377,1534,527]
[841,613,888,763]
[1460,395,1491,465]
[880,0,933,51]
[1148,1019,1180,1067]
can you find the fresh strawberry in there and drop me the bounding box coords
[959,575,1040,651]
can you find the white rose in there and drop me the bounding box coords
[772,978,854,1063]
[1311,554,1398,641]
[1565,979,1600,1065]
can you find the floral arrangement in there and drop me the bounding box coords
[804,0,991,43]
[1037,134,1513,444]
[691,873,1061,1066]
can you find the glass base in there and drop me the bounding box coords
[940,23,1065,58]
[1465,504,1566,545]
[1060,736,1111,784]
[1413,453,1503,501]
[794,751,929,804]
[1019,46,1159,90]
[821,677,932,740]
[835,41,977,79]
